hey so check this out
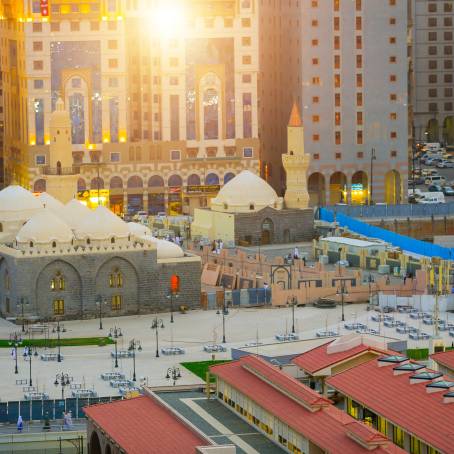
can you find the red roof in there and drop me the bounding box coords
[292,340,385,375]
[431,350,454,373]
[84,395,209,454]
[327,359,454,454]
[210,356,404,454]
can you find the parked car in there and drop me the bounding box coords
[425,175,446,186]
[443,186,454,196]
[203,344,227,353]
[421,168,438,177]
[427,184,444,192]
[344,322,367,330]
[437,160,454,168]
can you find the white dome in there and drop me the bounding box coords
[140,235,184,259]
[76,205,129,240]
[38,192,65,212]
[211,170,283,213]
[60,199,91,230]
[0,185,43,213]
[127,222,152,237]
[16,210,74,244]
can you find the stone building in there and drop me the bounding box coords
[0,186,201,321]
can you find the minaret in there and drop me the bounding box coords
[282,102,311,209]
[44,98,79,203]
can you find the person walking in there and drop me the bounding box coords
[17,415,23,432]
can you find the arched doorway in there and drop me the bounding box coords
[385,170,401,205]
[351,171,368,205]
[187,174,201,186]
[426,118,439,142]
[329,172,347,205]
[205,173,219,185]
[261,218,274,245]
[127,176,144,214]
[90,177,104,190]
[148,176,165,215]
[224,172,235,184]
[77,178,86,191]
[109,176,123,215]
[168,175,183,215]
[308,173,326,206]
[89,431,102,454]
[444,116,454,145]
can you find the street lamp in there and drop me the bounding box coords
[24,346,38,387]
[287,296,297,334]
[151,317,164,358]
[166,291,179,323]
[96,299,108,330]
[128,339,142,382]
[108,327,123,368]
[166,366,181,386]
[54,372,72,400]
[369,148,376,205]
[336,280,349,322]
[18,298,29,333]
[9,332,22,374]
[52,319,66,363]
[216,298,229,343]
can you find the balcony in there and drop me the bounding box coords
[40,166,80,176]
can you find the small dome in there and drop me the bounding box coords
[16,210,73,244]
[76,205,129,240]
[127,222,152,237]
[38,192,65,212]
[60,199,91,230]
[211,170,282,212]
[155,238,184,259]
[0,185,43,213]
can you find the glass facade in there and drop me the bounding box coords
[34,99,44,145]
[203,89,219,140]
[243,93,252,138]
[186,38,235,140]
[109,97,119,143]
[69,93,85,144]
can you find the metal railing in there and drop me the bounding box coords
[40,166,80,176]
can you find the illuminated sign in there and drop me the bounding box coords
[351,184,364,191]
[40,0,49,16]
[186,185,220,194]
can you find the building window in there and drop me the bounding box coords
[313,96,320,103]
[390,94,397,101]
[108,40,118,50]
[34,80,44,89]
[34,99,45,145]
[335,93,341,107]
[356,36,362,49]
[393,426,405,448]
[241,18,251,27]
[390,131,397,139]
[389,56,397,63]
[312,39,319,46]
[390,74,397,82]
[313,115,320,123]
[242,74,252,83]
[313,134,320,142]
[242,37,251,46]
[391,150,397,157]
[109,271,123,288]
[33,61,43,71]
[32,23,43,32]
[356,16,362,30]
[357,151,364,159]
[170,94,180,141]
[242,55,252,65]
[33,41,43,52]
[356,93,363,106]
[108,59,118,69]
[169,57,179,67]
[334,55,340,69]
[108,21,117,30]
[428,60,437,70]
[110,152,120,162]
[312,76,321,85]
[111,295,122,311]
[170,76,179,86]
[357,131,363,144]
[335,152,342,160]
[35,155,46,165]
[357,112,363,125]
[243,93,252,138]
[335,131,341,145]
[70,21,80,32]
[243,147,253,158]
[390,113,397,120]
[53,299,65,315]
[335,112,341,125]
[171,150,181,161]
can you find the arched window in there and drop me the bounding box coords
[87,238,91,245]
[203,88,219,140]
[77,178,86,191]
[52,241,57,248]
[29,241,34,248]
[148,175,164,187]
[33,179,46,193]
[224,172,235,184]
[249,203,255,210]
[205,173,220,185]
[111,237,115,244]
[91,177,104,190]
[168,175,183,187]
[50,272,65,291]
[187,174,201,186]
[127,175,143,189]
[109,269,123,288]
[110,176,123,189]
[0,223,3,233]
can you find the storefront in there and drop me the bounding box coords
[183,185,220,215]
[77,189,109,209]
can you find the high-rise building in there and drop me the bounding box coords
[260,0,410,205]
[0,0,260,215]
[412,0,454,145]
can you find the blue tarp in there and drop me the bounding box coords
[320,208,454,260]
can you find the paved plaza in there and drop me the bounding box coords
[0,304,452,402]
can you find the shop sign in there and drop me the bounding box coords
[186,185,220,194]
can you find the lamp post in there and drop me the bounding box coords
[336,280,348,322]
[166,292,179,323]
[151,317,164,358]
[216,297,229,344]
[369,148,376,205]
[287,296,297,334]
[18,298,29,333]
[52,319,66,363]
[108,327,122,368]
[54,373,71,400]
[128,339,142,382]
[9,332,22,374]
[166,366,181,386]
[24,346,38,387]
[96,299,108,330]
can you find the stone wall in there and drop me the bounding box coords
[0,248,201,321]
[234,207,314,245]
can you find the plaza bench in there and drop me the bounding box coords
[101,372,125,381]
[40,353,62,361]
[24,392,49,401]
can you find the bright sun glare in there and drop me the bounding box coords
[150,1,186,37]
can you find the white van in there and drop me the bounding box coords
[424,175,446,185]
[424,143,442,152]
[419,192,445,204]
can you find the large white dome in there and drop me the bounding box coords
[16,210,74,244]
[38,192,65,212]
[0,185,43,213]
[155,238,185,259]
[127,222,152,237]
[76,205,129,240]
[210,170,283,213]
[60,199,91,230]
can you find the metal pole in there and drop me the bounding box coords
[61,384,64,400]
[57,328,61,363]
[370,148,376,205]
[341,281,345,322]
[21,302,25,333]
[132,347,136,381]
[222,309,226,344]
[114,341,118,368]
[170,294,174,323]
[29,351,32,386]
[99,303,103,330]
[155,327,159,358]
[292,300,295,334]
[14,345,18,374]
